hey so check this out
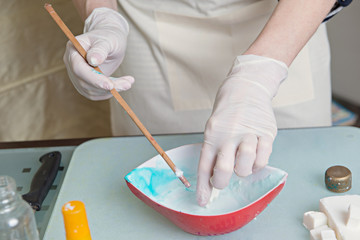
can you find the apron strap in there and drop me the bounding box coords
[324,0,353,22]
[277,0,353,22]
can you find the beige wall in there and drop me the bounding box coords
[327,1,360,104]
[0,1,111,141]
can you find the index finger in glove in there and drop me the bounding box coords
[111,76,135,92]
[197,143,217,207]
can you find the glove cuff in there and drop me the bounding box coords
[84,7,129,35]
[228,55,288,98]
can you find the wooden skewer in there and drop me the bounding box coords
[44,3,190,188]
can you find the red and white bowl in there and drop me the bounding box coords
[125,143,287,236]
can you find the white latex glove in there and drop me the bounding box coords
[196,55,288,206]
[63,8,134,100]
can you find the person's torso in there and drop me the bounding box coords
[110,0,330,135]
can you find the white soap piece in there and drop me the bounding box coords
[209,188,220,203]
[310,225,332,240]
[347,203,360,228]
[303,211,328,230]
[205,188,220,208]
[320,195,360,240]
[320,229,337,240]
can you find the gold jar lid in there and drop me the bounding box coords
[325,165,352,193]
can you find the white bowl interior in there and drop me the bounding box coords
[125,143,287,216]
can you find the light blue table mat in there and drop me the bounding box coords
[0,146,76,239]
[43,127,360,239]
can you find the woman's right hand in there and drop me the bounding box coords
[196,55,288,206]
[63,7,134,100]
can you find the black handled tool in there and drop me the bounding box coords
[22,151,61,211]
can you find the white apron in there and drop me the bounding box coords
[111,0,332,136]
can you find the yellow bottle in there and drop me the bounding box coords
[62,200,91,240]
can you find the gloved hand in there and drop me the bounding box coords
[196,55,288,206]
[63,8,134,100]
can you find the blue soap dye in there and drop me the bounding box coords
[91,69,102,75]
[125,167,179,197]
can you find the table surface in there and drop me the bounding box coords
[0,145,76,239]
[43,126,360,240]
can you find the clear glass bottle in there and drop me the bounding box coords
[0,176,39,240]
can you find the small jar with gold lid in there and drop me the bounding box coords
[325,165,352,193]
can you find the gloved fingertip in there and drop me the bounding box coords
[252,161,268,173]
[196,184,211,207]
[87,52,105,67]
[234,168,252,177]
[111,76,135,91]
[103,81,114,90]
[197,194,209,207]
[89,56,100,66]
[111,76,135,84]
[114,82,131,92]
[252,166,262,173]
[93,82,113,91]
[93,76,114,90]
[123,76,135,84]
[210,177,228,190]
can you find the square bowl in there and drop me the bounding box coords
[125,143,287,236]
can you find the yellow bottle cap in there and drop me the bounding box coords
[62,200,91,240]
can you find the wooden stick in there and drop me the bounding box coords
[44,3,190,188]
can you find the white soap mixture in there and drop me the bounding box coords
[126,166,286,216]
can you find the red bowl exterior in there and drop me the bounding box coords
[125,179,286,236]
